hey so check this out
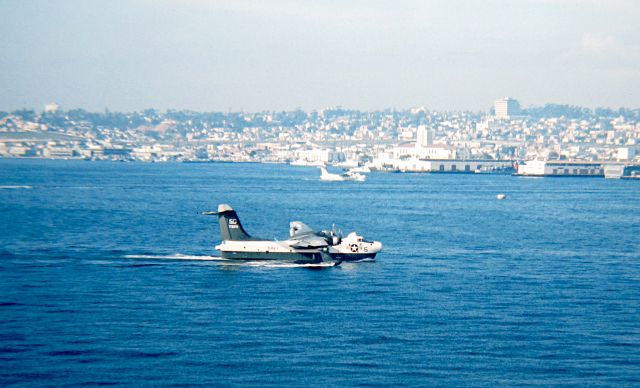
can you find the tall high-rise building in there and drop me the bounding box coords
[494,97,520,119]
[416,125,434,147]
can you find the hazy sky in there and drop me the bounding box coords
[1,0,638,112]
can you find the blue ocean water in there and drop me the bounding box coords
[1,158,639,385]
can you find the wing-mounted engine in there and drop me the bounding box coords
[320,224,342,246]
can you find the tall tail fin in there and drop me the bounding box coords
[204,204,256,241]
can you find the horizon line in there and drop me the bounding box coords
[3,103,639,115]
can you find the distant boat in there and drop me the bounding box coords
[344,169,366,181]
[496,193,507,200]
[319,167,365,182]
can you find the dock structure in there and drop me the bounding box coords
[515,160,640,178]
[604,164,640,179]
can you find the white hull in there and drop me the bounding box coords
[319,167,366,182]
[216,241,323,262]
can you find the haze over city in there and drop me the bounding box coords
[1,0,639,112]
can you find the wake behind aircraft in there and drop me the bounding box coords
[204,204,382,263]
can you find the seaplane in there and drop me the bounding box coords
[319,167,366,182]
[204,204,382,263]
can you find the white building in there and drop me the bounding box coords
[415,145,455,160]
[296,149,341,163]
[494,97,520,119]
[617,147,637,161]
[516,160,604,176]
[44,102,60,114]
[416,125,434,147]
[371,157,512,173]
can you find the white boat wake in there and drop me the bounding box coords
[348,258,376,263]
[122,253,338,268]
[0,185,32,189]
[220,260,338,268]
[123,253,219,261]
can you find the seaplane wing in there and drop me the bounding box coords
[286,237,329,249]
[287,221,330,248]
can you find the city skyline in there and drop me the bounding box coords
[4,97,640,116]
[1,0,639,112]
[2,99,638,168]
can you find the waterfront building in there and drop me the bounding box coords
[415,145,455,160]
[370,157,512,173]
[295,149,342,164]
[515,160,604,177]
[604,163,640,179]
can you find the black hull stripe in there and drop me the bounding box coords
[329,253,377,261]
[220,251,322,262]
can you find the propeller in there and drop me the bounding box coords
[330,223,342,245]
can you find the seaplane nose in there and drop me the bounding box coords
[371,241,383,252]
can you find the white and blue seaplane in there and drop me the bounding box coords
[204,204,382,264]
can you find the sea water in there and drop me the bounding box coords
[1,159,639,385]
